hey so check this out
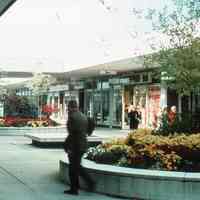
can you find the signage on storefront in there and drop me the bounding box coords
[120,78,129,84]
[49,85,69,92]
[102,82,109,89]
[113,85,121,90]
[72,81,84,90]
[109,78,120,85]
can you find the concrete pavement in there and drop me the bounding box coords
[93,127,130,138]
[0,135,126,200]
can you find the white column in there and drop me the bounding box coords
[145,86,149,128]
[109,86,114,128]
[160,83,167,109]
[57,93,61,118]
[178,94,182,113]
[47,93,51,105]
[52,94,55,118]
[121,86,125,129]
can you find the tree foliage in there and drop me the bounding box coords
[27,73,55,95]
[144,0,200,95]
[4,95,37,117]
[26,73,56,117]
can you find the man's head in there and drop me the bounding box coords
[171,105,176,113]
[68,100,78,113]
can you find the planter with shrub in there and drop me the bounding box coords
[85,129,200,172]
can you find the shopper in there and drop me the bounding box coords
[64,100,95,195]
[128,105,140,130]
[168,105,177,126]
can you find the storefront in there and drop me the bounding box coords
[122,84,161,129]
[81,72,161,129]
[84,79,123,128]
[89,80,112,127]
[47,85,69,120]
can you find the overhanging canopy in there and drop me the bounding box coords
[0,0,16,17]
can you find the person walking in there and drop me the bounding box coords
[168,105,177,126]
[64,100,95,195]
[128,105,140,130]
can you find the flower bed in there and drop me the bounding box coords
[0,116,59,127]
[85,129,200,172]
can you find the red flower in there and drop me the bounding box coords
[42,105,59,115]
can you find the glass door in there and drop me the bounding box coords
[102,90,110,125]
[84,90,93,117]
[123,85,134,128]
[93,91,102,125]
[113,88,122,126]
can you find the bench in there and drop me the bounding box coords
[24,133,108,148]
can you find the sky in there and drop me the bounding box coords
[0,0,173,73]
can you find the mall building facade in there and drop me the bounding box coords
[14,59,200,129]
[37,73,191,129]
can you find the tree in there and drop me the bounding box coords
[4,95,37,117]
[27,73,56,117]
[143,0,200,95]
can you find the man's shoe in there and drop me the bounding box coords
[64,189,78,195]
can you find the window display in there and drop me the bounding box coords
[113,89,122,126]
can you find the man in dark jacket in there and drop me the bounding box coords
[64,100,95,195]
[128,105,140,130]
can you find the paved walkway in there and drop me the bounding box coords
[93,127,130,138]
[0,135,127,200]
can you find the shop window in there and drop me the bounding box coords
[93,92,102,124]
[148,86,161,128]
[167,89,178,111]
[113,89,122,126]
[97,82,101,90]
[134,86,148,128]
[142,73,149,82]
[85,81,97,89]
[85,91,93,116]
[195,94,200,113]
[181,95,190,113]
[102,91,110,124]
[152,72,161,83]
[131,74,141,83]
[102,82,109,89]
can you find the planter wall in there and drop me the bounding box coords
[0,126,66,135]
[60,157,200,200]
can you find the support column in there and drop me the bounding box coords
[160,82,167,109]
[57,92,61,118]
[178,94,182,113]
[52,93,55,118]
[109,85,114,128]
[90,90,94,117]
[121,87,125,129]
[47,94,51,105]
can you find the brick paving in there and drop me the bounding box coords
[0,133,128,200]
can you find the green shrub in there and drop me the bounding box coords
[4,95,37,118]
[155,112,196,136]
[85,129,200,171]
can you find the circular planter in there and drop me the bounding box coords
[60,157,200,200]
